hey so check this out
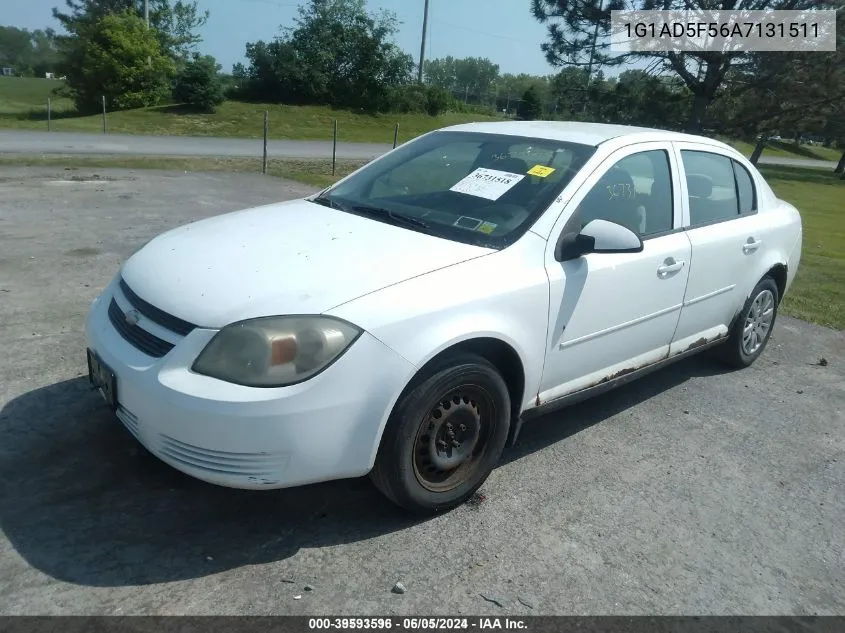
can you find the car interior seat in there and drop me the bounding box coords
[579,166,640,234]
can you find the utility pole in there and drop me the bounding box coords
[144,0,149,27]
[417,0,430,84]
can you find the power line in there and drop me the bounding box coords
[430,19,536,45]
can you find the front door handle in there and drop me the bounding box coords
[657,257,685,277]
[743,238,763,254]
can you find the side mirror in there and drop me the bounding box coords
[554,219,644,261]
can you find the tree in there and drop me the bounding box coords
[518,85,543,120]
[708,8,845,166]
[52,0,208,61]
[239,0,414,112]
[423,56,457,90]
[0,26,59,76]
[497,73,551,114]
[0,26,33,72]
[531,0,823,133]
[57,10,176,112]
[423,56,500,104]
[612,70,689,129]
[173,53,225,112]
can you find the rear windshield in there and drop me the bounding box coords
[318,131,597,249]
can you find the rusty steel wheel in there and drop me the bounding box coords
[412,385,494,493]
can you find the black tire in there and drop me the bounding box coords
[370,352,511,515]
[715,276,779,368]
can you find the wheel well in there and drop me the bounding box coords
[766,264,787,303]
[417,338,526,424]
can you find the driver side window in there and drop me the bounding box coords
[576,150,674,237]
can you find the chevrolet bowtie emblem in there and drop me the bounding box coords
[124,309,141,326]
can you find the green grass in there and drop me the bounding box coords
[758,166,845,330]
[722,138,841,163]
[0,77,502,143]
[0,76,75,118]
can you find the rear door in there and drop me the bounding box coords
[669,143,766,354]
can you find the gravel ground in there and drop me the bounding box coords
[0,166,843,616]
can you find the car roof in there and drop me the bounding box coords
[439,120,736,152]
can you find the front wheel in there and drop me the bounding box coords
[716,276,779,368]
[370,353,511,515]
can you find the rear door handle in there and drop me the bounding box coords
[657,258,685,277]
[743,238,763,254]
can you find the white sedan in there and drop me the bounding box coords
[85,121,802,514]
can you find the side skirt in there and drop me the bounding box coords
[508,337,726,445]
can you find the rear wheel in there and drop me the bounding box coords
[370,353,511,514]
[716,276,779,368]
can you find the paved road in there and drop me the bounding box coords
[0,130,839,169]
[1,166,843,616]
[0,130,392,160]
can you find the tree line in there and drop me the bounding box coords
[1,0,843,161]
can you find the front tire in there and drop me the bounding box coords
[716,276,779,368]
[370,353,511,515]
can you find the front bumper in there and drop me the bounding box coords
[84,280,416,489]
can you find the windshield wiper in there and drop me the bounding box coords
[350,204,431,230]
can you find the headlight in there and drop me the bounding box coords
[192,316,362,387]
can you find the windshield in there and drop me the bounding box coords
[316,131,597,249]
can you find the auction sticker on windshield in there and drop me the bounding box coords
[450,167,525,201]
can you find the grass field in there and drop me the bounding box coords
[1,153,841,329]
[3,78,843,164]
[758,166,845,330]
[0,77,501,143]
[725,138,841,163]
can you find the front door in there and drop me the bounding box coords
[538,143,692,403]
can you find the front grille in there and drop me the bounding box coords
[119,279,197,336]
[108,298,175,358]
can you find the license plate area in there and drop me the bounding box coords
[87,348,117,410]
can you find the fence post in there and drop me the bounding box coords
[102,96,107,133]
[332,119,338,176]
[262,110,269,175]
[47,98,51,132]
[393,123,399,149]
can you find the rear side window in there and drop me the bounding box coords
[733,160,757,214]
[681,150,740,225]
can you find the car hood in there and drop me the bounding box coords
[120,198,493,329]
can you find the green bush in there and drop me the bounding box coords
[173,53,225,113]
[423,86,453,116]
[57,10,175,113]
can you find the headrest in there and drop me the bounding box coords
[595,166,636,202]
[686,173,713,198]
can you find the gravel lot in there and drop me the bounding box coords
[0,166,843,616]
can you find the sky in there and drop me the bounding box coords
[5,0,557,76]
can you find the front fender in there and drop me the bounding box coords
[326,235,551,464]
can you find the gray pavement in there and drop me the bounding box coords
[0,129,839,169]
[0,166,843,616]
[0,130,392,160]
